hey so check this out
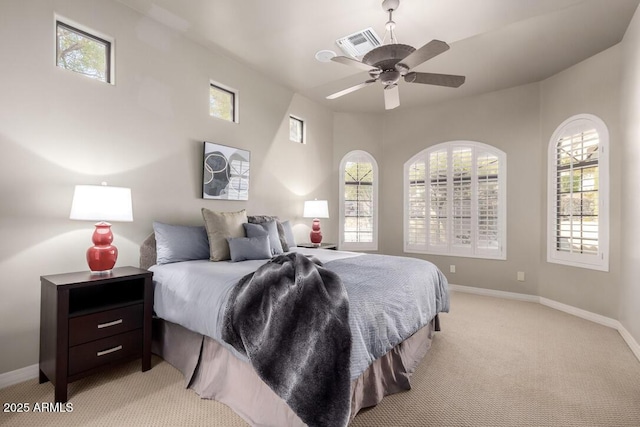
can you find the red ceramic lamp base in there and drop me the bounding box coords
[309,218,323,245]
[87,221,118,273]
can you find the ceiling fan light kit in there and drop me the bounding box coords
[315,49,337,63]
[326,0,465,110]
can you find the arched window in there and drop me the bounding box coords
[404,141,506,259]
[547,114,609,271]
[339,150,378,251]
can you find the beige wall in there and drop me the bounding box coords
[379,83,542,296]
[0,0,335,374]
[538,46,622,318]
[620,6,640,344]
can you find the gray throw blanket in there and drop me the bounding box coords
[222,253,352,427]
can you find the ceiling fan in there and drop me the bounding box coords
[326,0,465,110]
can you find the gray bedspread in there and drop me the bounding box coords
[325,253,449,376]
[150,248,450,381]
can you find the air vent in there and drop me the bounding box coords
[335,27,382,59]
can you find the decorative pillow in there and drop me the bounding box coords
[281,220,297,249]
[227,235,272,262]
[244,220,284,255]
[248,215,289,252]
[152,222,210,265]
[201,208,248,261]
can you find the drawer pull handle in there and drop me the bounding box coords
[97,319,123,329]
[97,345,123,357]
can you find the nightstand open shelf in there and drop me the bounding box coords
[39,266,153,402]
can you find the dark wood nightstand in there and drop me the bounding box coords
[297,243,337,250]
[39,266,153,402]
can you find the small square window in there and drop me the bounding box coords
[290,116,304,143]
[56,21,111,83]
[210,83,237,122]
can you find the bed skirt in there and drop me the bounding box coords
[152,316,438,426]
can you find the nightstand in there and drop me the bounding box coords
[297,243,337,250]
[39,266,153,402]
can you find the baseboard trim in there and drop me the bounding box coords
[450,284,640,363]
[617,324,640,362]
[0,364,38,390]
[538,297,621,329]
[448,284,539,303]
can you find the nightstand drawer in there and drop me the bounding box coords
[69,304,143,347]
[68,329,142,376]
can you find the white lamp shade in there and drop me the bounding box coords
[303,200,329,219]
[70,185,133,222]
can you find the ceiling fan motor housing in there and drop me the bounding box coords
[381,70,401,85]
[362,43,416,71]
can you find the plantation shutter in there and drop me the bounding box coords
[547,114,608,271]
[404,141,505,259]
[477,152,500,253]
[554,129,600,255]
[429,150,448,249]
[407,159,427,247]
[451,147,472,251]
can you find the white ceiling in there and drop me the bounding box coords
[116,0,639,113]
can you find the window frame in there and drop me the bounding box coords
[289,115,305,144]
[339,150,378,251]
[209,81,239,123]
[54,16,114,84]
[403,141,507,260]
[546,114,609,271]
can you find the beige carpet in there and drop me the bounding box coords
[2,291,639,426]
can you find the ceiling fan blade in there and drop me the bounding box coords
[384,85,400,110]
[397,40,450,70]
[326,79,377,100]
[331,56,376,72]
[405,72,466,88]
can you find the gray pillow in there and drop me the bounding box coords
[152,222,210,265]
[227,235,271,262]
[248,215,289,252]
[281,220,297,248]
[244,220,283,255]
[202,208,247,261]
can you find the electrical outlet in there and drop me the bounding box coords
[450,265,456,273]
[517,271,525,282]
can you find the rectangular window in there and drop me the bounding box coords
[210,83,237,122]
[56,20,112,83]
[289,116,304,143]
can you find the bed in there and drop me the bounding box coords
[140,232,449,427]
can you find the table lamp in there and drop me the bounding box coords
[70,183,133,273]
[303,199,329,245]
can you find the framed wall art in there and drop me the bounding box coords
[202,141,250,200]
